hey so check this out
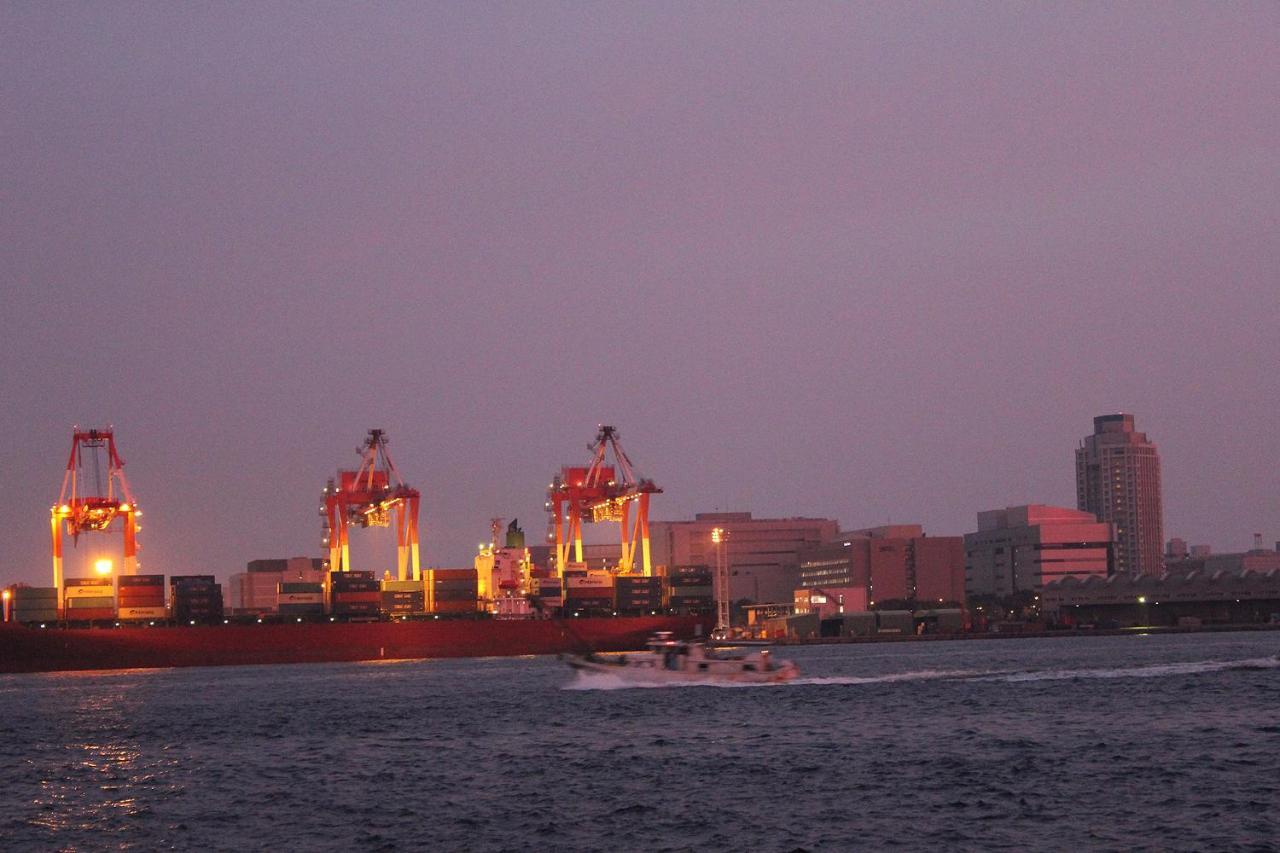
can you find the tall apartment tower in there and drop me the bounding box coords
[1075,414,1164,577]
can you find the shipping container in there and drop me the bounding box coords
[278,592,325,605]
[330,570,375,580]
[66,596,116,609]
[64,577,113,587]
[333,591,380,603]
[566,577,614,591]
[432,600,478,614]
[280,582,323,594]
[173,594,220,605]
[616,576,662,588]
[64,585,113,597]
[381,580,423,592]
[426,569,477,581]
[12,612,59,624]
[118,575,165,588]
[667,574,713,586]
[118,590,164,601]
[617,596,662,608]
[667,595,713,607]
[11,587,58,600]
[432,592,477,604]
[13,602,59,613]
[62,604,115,617]
[666,583,713,596]
[331,602,380,615]
[669,564,713,576]
[331,581,380,594]
[170,575,215,586]
[277,603,324,617]
[117,606,168,620]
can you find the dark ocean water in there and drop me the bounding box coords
[2,631,1278,852]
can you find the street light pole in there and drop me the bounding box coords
[711,527,729,637]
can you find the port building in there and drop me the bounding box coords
[1076,413,1164,577]
[964,505,1113,598]
[796,525,965,607]
[1162,538,1280,577]
[1042,568,1280,627]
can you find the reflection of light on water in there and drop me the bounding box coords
[24,685,180,835]
[356,658,421,666]
[42,667,167,680]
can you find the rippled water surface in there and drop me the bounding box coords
[2,631,1279,851]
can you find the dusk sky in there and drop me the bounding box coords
[3,3,1277,585]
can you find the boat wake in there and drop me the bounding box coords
[564,668,990,690]
[977,656,1280,683]
[564,657,1279,690]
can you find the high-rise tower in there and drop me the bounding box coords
[1075,414,1164,577]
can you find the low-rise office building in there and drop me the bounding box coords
[797,525,964,606]
[965,505,1112,598]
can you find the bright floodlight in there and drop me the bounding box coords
[94,559,113,576]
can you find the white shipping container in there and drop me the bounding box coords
[567,577,614,589]
[118,606,168,619]
[64,584,118,599]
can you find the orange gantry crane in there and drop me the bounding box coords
[546,425,662,577]
[322,429,421,580]
[51,427,140,591]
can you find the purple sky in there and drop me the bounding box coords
[3,3,1277,585]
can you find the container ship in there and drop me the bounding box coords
[2,564,716,675]
[4,425,719,674]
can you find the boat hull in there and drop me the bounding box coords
[0,616,710,674]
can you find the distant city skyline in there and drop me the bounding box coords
[3,4,1277,586]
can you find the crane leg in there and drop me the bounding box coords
[639,493,652,577]
[619,502,633,573]
[51,512,63,612]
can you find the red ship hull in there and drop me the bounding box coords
[0,616,710,674]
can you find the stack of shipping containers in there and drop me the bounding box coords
[171,575,224,624]
[664,565,714,614]
[5,586,58,624]
[564,570,615,615]
[63,577,115,622]
[615,575,662,615]
[277,581,324,619]
[530,576,563,611]
[329,571,380,619]
[116,574,167,621]
[381,579,425,617]
[427,568,478,615]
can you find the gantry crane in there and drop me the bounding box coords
[51,428,140,592]
[546,425,661,577]
[321,429,421,580]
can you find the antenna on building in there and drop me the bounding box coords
[1254,532,1264,552]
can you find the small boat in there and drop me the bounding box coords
[563,632,799,684]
